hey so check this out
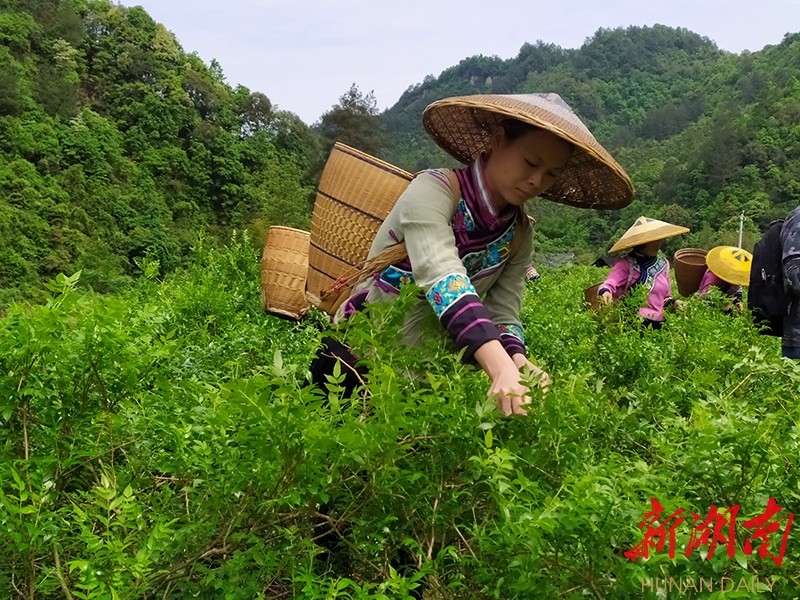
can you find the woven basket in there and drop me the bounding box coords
[306,142,414,307]
[674,248,708,296]
[261,226,310,319]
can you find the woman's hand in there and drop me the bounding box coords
[487,363,532,416]
[474,341,549,416]
[512,353,551,394]
[599,291,612,304]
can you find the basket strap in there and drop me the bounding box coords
[324,170,534,298]
[325,169,461,296]
[365,168,462,272]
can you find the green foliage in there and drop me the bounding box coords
[382,27,800,261]
[1,247,798,598]
[3,14,800,594]
[0,0,318,306]
[310,83,388,181]
[314,83,387,155]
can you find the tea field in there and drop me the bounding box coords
[1,235,798,599]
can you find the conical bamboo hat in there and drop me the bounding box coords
[609,216,690,253]
[422,93,633,210]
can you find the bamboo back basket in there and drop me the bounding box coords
[306,142,414,307]
[261,226,310,319]
[674,248,708,296]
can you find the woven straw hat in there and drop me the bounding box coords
[422,93,634,210]
[706,246,752,286]
[609,216,690,253]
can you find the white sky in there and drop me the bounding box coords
[120,0,799,125]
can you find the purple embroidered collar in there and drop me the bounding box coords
[455,156,516,232]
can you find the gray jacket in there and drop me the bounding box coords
[780,205,800,347]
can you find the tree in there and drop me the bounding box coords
[314,83,387,157]
[0,49,28,116]
[238,90,273,137]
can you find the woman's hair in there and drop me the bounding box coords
[498,118,575,159]
[499,118,540,140]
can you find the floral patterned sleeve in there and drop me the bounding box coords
[397,173,502,361]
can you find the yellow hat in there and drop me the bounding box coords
[609,216,690,253]
[706,246,753,286]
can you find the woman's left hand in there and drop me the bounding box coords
[512,354,551,395]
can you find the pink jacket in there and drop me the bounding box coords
[698,268,742,300]
[598,254,671,321]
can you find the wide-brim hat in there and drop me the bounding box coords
[706,246,753,286]
[609,216,690,253]
[422,93,634,210]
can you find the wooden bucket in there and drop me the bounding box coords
[261,226,310,319]
[674,248,708,296]
[306,142,414,308]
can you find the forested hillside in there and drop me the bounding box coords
[3,6,800,598]
[0,0,318,304]
[381,26,800,262]
[2,2,799,298]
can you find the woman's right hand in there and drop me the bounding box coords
[474,340,533,416]
[488,365,532,416]
[599,291,612,304]
[512,353,551,395]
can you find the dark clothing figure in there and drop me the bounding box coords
[310,291,369,397]
[781,206,800,358]
[310,337,367,397]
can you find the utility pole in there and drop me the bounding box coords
[738,211,744,248]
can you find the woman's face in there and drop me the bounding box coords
[484,128,572,209]
[639,239,664,256]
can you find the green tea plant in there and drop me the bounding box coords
[1,248,798,599]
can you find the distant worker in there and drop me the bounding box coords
[697,246,752,312]
[598,216,689,328]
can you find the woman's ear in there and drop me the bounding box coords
[489,126,506,151]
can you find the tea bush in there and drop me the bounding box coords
[1,241,798,599]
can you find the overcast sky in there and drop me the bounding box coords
[119,0,799,125]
